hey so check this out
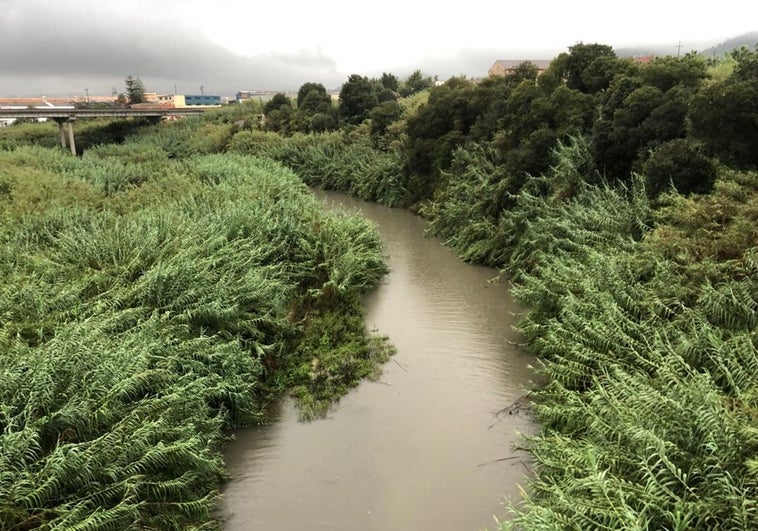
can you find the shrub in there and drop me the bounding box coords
[643,138,717,198]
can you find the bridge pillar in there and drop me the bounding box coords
[67,118,76,156]
[53,117,67,149]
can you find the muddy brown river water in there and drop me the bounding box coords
[221,190,537,531]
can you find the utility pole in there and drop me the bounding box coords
[676,41,683,58]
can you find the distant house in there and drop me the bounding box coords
[488,59,552,77]
[633,55,654,64]
[236,90,252,102]
[184,95,221,106]
[157,94,186,107]
[235,91,270,103]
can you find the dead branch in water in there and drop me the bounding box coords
[392,358,408,372]
[489,391,534,429]
[477,455,520,467]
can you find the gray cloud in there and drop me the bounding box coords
[0,1,566,98]
[0,1,344,96]
[10,1,719,98]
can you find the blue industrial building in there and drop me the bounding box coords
[184,95,221,106]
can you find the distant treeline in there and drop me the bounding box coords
[243,43,757,207]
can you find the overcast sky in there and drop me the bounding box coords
[1,0,756,97]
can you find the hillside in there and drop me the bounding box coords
[615,31,758,58]
[703,31,758,56]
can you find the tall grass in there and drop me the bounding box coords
[228,130,410,207]
[498,170,758,530]
[0,148,389,528]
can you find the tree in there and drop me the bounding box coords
[508,61,540,86]
[591,69,692,181]
[638,85,689,142]
[307,112,337,133]
[296,82,330,112]
[399,70,434,97]
[689,79,758,168]
[640,53,707,92]
[466,75,513,142]
[339,74,379,125]
[124,75,146,105]
[592,84,665,180]
[730,45,758,81]
[544,43,616,93]
[404,77,480,191]
[580,55,633,94]
[263,92,292,114]
[369,100,402,140]
[381,72,399,92]
[263,93,294,133]
[292,82,335,132]
[642,139,716,198]
[299,91,331,115]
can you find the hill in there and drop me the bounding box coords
[702,31,758,56]
[615,32,758,59]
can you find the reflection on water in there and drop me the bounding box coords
[222,191,536,531]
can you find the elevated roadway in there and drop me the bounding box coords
[0,107,208,120]
[0,107,210,154]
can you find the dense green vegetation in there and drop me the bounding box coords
[219,44,756,529]
[496,171,757,529]
[2,41,756,530]
[0,135,390,527]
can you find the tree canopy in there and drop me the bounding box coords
[124,75,146,105]
[399,70,434,97]
[339,74,381,125]
[263,93,294,133]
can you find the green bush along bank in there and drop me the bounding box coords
[0,145,389,529]
[496,171,757,529]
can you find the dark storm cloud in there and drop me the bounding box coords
[0,1,343,96]
[0,1,567,97]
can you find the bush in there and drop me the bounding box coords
[0,149,390,529]
[643,138,717,198]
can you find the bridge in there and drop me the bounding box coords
[0,107,210,154]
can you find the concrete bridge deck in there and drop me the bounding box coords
[0,107,208,119]
[0,107,210,154]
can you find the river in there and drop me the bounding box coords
[221,190,536,531]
